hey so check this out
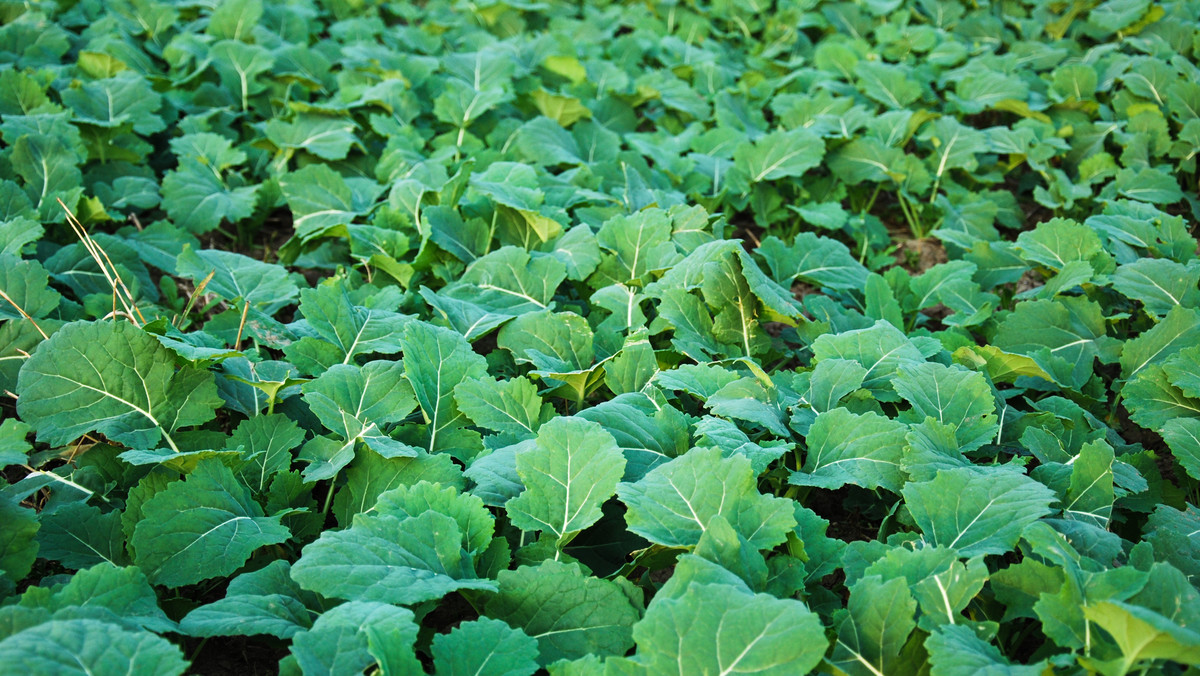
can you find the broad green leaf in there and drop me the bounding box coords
[289,601,421,676]
[594,209,681,285]
[792,409,908,492]
[811,320,925,399]
[1123,365,1200,430]
[401,321,489,453]
[855,61,921,109]
[180,561,314,639]
[733,128,824,182]
[60,72,164,134]
[176,246,299,313]
[1111,258,1200,316]
[619,447,795,548]
[265,114,358,160]
[230,414,306,494]
[371,483,493,561]
[0,618,187,676]
[9,134,83,222]
[757,233,870,291]
[1120,306,1200,379]
[893,361,998,452]
[455,375,552,442]
[926,624,1044,676]
[131,459,292,586]
[206,0,263,40]
[332,449,464,525]
[1062,440,1115,528]
[993,297,1112,386]
[829,576,918,676]
[576,395,691,481]
[485,561,641,665]
[431,618,540,676]
[632,581,826,675]
[459,246,566,311]
[17,321,220,451]
[1162,418,1200,481]
[1143,504,1200,583]
[0,498,38,584]
[36,502,127,570]
[0,418,30,468]
[161,159,258,234]
[290,510,496,604]
[903,468,1057,557]
[0,255,60,321]
[283,284,409,374]
[506,417,625,546]
[278,164,369,242]
[302,361,418,459]
[1082,601,1200,671]
[1015,218,1105,271]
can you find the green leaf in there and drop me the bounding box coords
[632,581,826,675]
[302,361,418,459]
[1111,258,1200,316]
[230,414,306,495]
[17,321,220,451]
[0,255,60,321]
[283,284,409,374]
[506,417,625,547]
[277,164,370,242]
[289,601,421,676]
[9,134,83,222]
[161,159,258,234]
[332,449,464,525]
[1161,418,1200,481]
[619,447,795,548]
[1120,305,1200,379]
[828,576,918,676]
[431,618,540,676]
[855,61,921,109]
[485,561,641,665]
[902,468,1057,557]
[1113,167,1185,204]
[1143,504,1200,583]
[993,297,1111,386]
[455,375,552,442]
[1082,601,1200,671]
[0,618,187,676]
[792,409,908,492]
[0,418,30,468]
[206,0,263,40]
[926,624,1044,676]
[290,510,496,605]
[176,246,298,313]
[811,320,925,400]
[130,459,292,587]
[1062,440,1115,528]
[594,209,682,285]
[60,72,164,134]
[265,114,358,160]
[733,128,824,183]
[757,233,870,291]
[401,321,489,453]
[893,361,998,452]
[180,560,314,639]
[36,502,127,570]
[0,498,38,584]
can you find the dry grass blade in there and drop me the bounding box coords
[175,268,216,328]
[234,300,250,351]
[0,288,50,340]
[57,198,145,326]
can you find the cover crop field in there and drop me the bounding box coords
[1,0,1199,673]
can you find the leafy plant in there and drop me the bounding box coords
[1,0,1199,674]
